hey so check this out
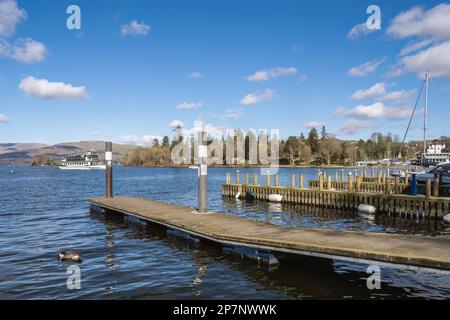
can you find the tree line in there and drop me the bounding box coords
[124,126,449,166]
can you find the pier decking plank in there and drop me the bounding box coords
[87,196,450,271]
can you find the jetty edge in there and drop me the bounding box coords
[87,196,450,272]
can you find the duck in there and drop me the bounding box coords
[58,251,82,262]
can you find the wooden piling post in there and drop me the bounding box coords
[426,179,432,198]
[266,175,271,187]
[385,177,391,195]
[299,174,304,189]
[226,172,230,185]
[319,175,324,191]
[245,173,249,185]
[335,171,338,182]
[327,176,332,190]
[433,177,439,197]
[377,171,382,183]
[291,175,295,188]
[105,142,113,198]
[348,173,353,192]
[341,169,344,182]
[317,169,320,179]
[370,168,374,177]
[275,174,279,187]
[253,173,257,185]
[394,177,399,194]
[236,171,240,184]
[355,176,362,192]
[363,169,367,177]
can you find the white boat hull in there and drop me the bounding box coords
[59,165,106,170]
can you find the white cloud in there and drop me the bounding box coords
[170,120,185,129]
[246,67,297,82]
[19,76,89,100]
[120,135,162,146]
[399,39,433,56]
[347,22,378,40]
[220,108,243,120]
[337,120,371,135]
[0,114,10,123]
[176,101,202,110]
[386,4,450,78]
[387,4,450,40]
[239,89,275,105]
[304,121,324,129]
[120,20,150,36]
[0,0,26,38]
[388,40,450,78]
[347,57,387,77]
[351,82,386,100]
[187,71,203,79]
[0,38,47,63]
[380,89,415,102]
[336,102,414,121]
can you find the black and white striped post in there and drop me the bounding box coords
[198,131,207,213]
[105,142,113,198]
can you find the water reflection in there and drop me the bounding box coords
[221,197,449,236]
[90,208,450,299]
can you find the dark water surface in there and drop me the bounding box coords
[0,166,449,299]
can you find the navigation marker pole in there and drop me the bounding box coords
[198,130,208,213]
[105,142,113,198]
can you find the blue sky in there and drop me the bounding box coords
[0,0,449,145]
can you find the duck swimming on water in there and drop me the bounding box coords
[58,251,82,262]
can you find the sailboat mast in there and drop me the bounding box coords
[423,72,429,162]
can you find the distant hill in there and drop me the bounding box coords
[0,141,139,165]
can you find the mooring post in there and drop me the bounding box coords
[236,170,240,184]
[426,179,432,198]
[317,169,320,179]
[410,174,417,196]
[377,171,382,183]
[105,141,113,198]
[245,173,249,185]
[266,175,270,187]
[226,172,230,185]
[433,176,439,197]
[319,174,324,191]
[385,177,391,195]
[394,177,399,194]
[335,171,338,182]
[253,173,257,185]
[355,176,362,192]
[198,131,207,213]
[341,169,344,182]
[327,176,332,190]
[348,173,353,192]
[291,175,295,188]
[274,174,279,187]
[299,174,304,189]
[370,168,374,177]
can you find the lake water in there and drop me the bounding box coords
[0,166,449,299]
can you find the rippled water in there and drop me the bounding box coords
[0,166,449,299]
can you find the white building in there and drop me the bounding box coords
[423,144,450,164]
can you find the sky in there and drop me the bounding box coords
[0,0,449,145]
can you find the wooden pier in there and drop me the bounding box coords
[222,172,450,219]
[87,196,450,271]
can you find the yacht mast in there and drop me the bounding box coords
[423,72,430,162]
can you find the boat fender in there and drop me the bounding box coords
[444,214,450,223]
[357,204,376,214]
[268,194,283,202]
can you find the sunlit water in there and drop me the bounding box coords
[0,166,449,299]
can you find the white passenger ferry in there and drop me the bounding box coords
[59,151,106,170]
